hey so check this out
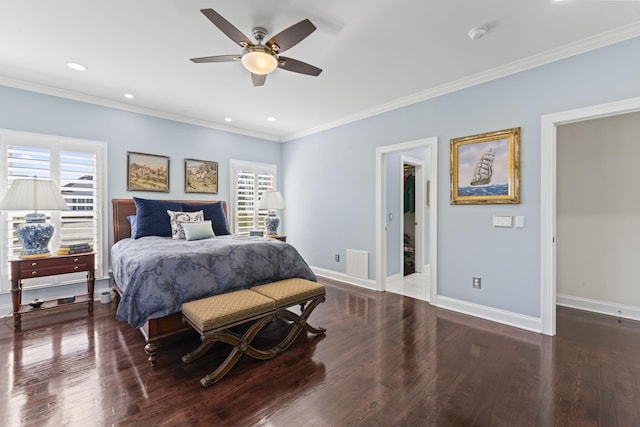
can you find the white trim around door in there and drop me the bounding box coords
[376,137,438,303]
[540,96,640,336]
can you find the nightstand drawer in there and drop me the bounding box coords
[19,255,92,275]
[23,263,89,277]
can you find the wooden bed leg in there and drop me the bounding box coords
[144,342,159,366]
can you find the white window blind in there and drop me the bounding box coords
[0,130,107,292]
[230,160,276,236]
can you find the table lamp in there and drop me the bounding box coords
[258,191,286,237]
[0,177,69,258]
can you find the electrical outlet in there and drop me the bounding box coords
[335,253,340,262]
[473,276,481,289]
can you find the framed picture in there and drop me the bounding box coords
[450,127,520,205]
[184,158,218,194]
[126,151,170,192]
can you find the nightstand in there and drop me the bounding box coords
[10,253,95,328]
[268,235,286,242]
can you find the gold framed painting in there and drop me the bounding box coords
[127,151,170,192]
[450,127,520,205]
[184,158,218,194]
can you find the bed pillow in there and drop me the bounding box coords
[127,215,138,238]
[182,221,215,241]
[133,197,182,239]
[180,202,231,235]
[167,210,204,239]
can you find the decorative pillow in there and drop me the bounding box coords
[126,215,137,238]
[182,221,215,241]
[180,202,231,235]
[167,210,204,239]
[133,197,182,239]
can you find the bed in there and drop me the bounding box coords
[111,198,316,365]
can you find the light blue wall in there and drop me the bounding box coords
[283,36,640,318]
[0,86,281,308]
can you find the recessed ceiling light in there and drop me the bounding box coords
[123,93,134,99]
[224,117,232,122]
[66,62,86,71]
[266,117,276,122]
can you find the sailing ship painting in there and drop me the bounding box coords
[471,148,494,186]
[451,127,521,204]
[456,139,509,198]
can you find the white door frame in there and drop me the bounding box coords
[376,137,438,303]
[401,156,424,275]
[540,96,640,336]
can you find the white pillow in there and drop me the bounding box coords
[167,210,204,239]
[182,221,215,241]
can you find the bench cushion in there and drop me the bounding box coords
[251,278,325,308]
[182,289,275,333]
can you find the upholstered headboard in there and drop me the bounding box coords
[111,199,228,243]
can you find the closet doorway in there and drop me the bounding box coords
[402,160,421,277]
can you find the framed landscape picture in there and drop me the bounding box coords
[127,151,170,192]
[450,127,520,205]
[184,158,218,194]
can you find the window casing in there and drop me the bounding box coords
[0,129,108,292]
[230,160,277,236]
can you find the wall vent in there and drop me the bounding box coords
[346,249,369,279]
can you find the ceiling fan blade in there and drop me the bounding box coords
[252,73,267,87]
[278,57,322,76]
[190,55,240,63]
[266,19,316,54]
[200,8,253,48]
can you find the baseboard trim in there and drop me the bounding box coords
[436,296,542,333]
[557,294,640,322]
[311,266,377,290]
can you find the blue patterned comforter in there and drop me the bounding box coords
[111,235,316,328]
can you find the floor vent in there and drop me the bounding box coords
[346,249,368,279]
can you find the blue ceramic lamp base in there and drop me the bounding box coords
[264,214,280,236]
[16,212,54,258]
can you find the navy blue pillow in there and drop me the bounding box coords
[180,202,231,235]
[133,197,182,239]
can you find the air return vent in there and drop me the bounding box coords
[346,249,368,279]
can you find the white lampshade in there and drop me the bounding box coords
[0,177,69,212]
[258,191,286,210]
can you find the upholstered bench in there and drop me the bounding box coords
[181,278,326,387]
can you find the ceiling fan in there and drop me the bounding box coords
[190,8,323,87]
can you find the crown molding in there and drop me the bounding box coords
[284,23,640,141]
[0,75,282,142]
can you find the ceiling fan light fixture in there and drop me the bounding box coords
[241,47,278,75]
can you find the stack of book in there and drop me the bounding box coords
[57,242,93,255]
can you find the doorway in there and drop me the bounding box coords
[540,96,640,336]
[375,137,438,303]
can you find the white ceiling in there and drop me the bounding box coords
[1,1,639,141]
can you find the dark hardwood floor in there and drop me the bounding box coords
[2,278,640,426]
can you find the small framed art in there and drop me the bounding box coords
[126,151,170,192]
[450,127,520,205]
[184,158,218,194]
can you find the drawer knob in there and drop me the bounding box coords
[31,262,37,267]
[74,266,79,271]
[31,271,37,276]
[74,258,79,263]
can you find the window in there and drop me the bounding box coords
[0,129,108,292]
[230,160,276,236]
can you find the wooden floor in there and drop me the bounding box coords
[2,278,640,426]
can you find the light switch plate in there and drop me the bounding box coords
[515,216,525,228]
[493,215,513,227]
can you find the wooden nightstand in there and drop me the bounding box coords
[10,253,95,328]
[269,235,286,242]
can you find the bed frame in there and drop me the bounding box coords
[111,198,228,366]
